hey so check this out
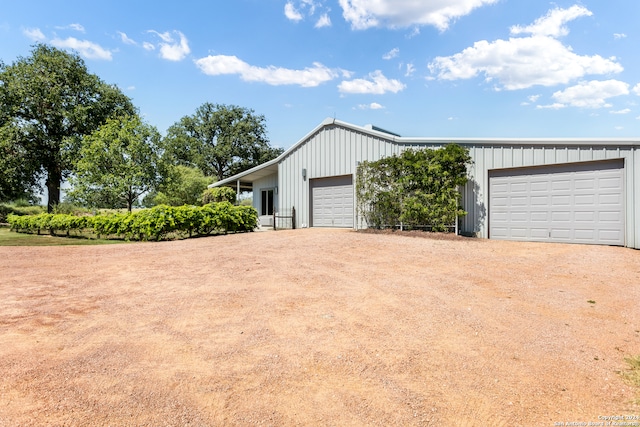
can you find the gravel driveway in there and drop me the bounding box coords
[1,229,638,426]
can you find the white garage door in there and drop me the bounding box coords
[489,159,624,245]
[310,175,354,228]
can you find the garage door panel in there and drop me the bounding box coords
[489,159,624,245]
[310,175,354,228]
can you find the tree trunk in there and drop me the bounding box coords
[46,166,62,213]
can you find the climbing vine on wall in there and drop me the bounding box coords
[356,144,472,231]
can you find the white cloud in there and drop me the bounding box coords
[23,27,46,41]
[148,30,190,61]
[614,33,627,39]
[357,102,384,110]
[142,42,155,51]
[510,5,591,37]
[536,103,566,110]
[383,48,399,60]
[428,6,622,90]
[195,55,341,87]
[50,37,113,60]
[55,23,86,33]
[520,94,540,106]
[548,80,629,109]
[285,2,304,21]
[610,108,631,114]
[118,31,136,45]
[69,23,85,33]
[315,13,332,28]
[633,83,640,96]
[338,0,498,31]
[405,63,415,77]
[286,0,326,23]
[338,70,405,94]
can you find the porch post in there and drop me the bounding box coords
[236,179,240,204]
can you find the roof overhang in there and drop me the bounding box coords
[209,159,279,190]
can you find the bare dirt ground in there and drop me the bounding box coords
[0,229,639,426]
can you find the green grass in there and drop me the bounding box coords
[0,227,126,246]
[621,355,640,404]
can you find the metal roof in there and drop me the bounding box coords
[211,117,640,188]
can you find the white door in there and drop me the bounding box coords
[310,175,354,228]
[489,159,624,245]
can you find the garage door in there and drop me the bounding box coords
[489,159,624,245]
[310,175,354,228]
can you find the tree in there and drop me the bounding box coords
[0,44,135,211]
[163,103,283,181]
[67,115,164,212]
[143,165,214,207]
[0,124,38,202]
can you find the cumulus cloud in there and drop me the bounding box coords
[50,37,113,60]
[195,55,342,87]
[338,0,498,31]
[147,30,190,61]
[23,27,46,41]
[633,83,640,96]
[542,80,630,109]
[614,33,627,39]
[428,5,623,90]
[338,70,405,94]
[510,5,591,37]
[151,31,189,59]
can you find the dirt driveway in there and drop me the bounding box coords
[0,229,638,426]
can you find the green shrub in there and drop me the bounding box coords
[356,145,472,231]
[201,187,236,204]
[8,203,258,241]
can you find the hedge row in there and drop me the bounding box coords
[7,202,258,241]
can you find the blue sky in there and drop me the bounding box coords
[2,0,639,149]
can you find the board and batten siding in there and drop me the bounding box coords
[459,143,640,248]
[278,125,401,228]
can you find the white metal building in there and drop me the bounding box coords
[211,118,640,248]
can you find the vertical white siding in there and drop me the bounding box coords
[272,121,639,248]
[460,143,639,248]
[278,125,401,228]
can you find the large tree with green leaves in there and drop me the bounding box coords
[67,115,164,212]
[143,165,214,207]
[163,103,283,181]
[0,44,135,211]
[0,124,38,202]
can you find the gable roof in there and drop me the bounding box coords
[211,117,640,188]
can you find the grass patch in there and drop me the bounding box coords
[620,355,640,404]
[0,227,125,246]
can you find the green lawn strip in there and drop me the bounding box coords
[0,227,126,246]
